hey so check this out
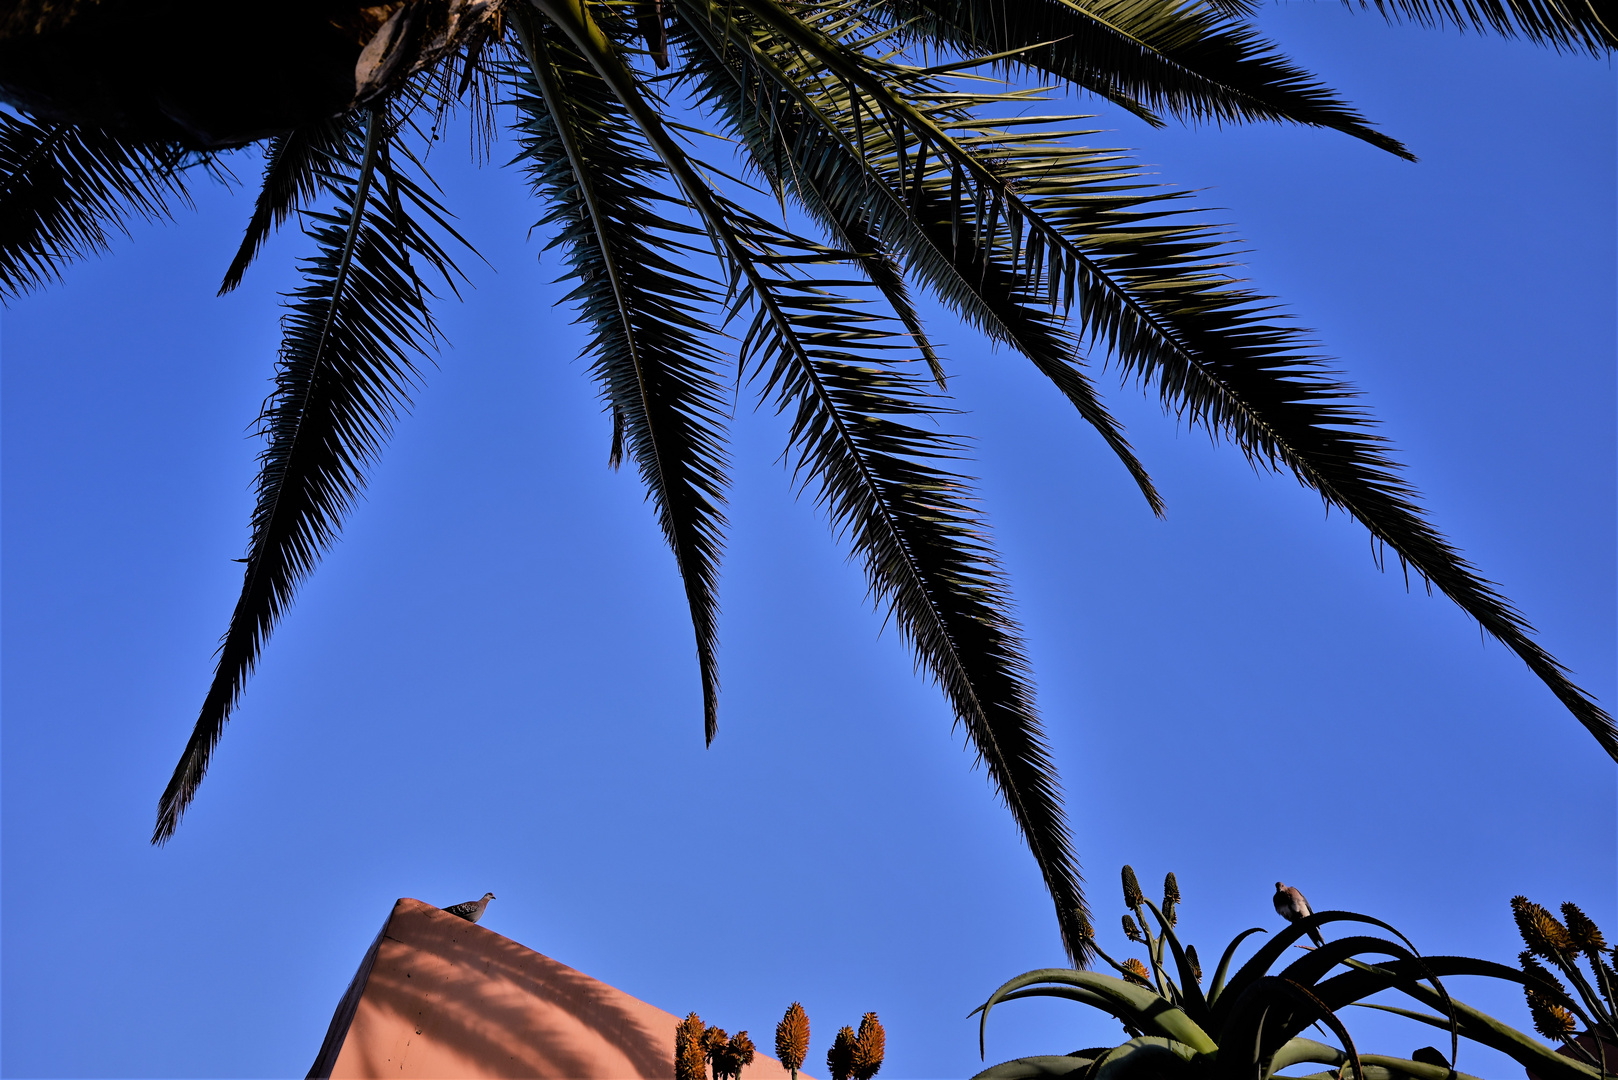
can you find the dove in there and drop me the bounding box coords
[1273,882,1326,947]
[443,892,495,923]
[1411,1047,1450,1068]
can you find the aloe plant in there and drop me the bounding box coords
[972,868,1614,1079]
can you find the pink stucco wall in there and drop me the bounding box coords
[309,898,814,1080]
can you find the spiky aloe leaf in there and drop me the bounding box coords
[1214,910,1422,1020]
[969,1054,1096,1080]
[1346,970,1606,1080]
[1139,898,1211,1023]
[1087,1035,1199,1078]
[1272,1037,1487,1080]
[973,968,1217,1056]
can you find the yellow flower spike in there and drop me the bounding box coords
[851,1013,885,1080]
[775,1002,809,1079]
[1561,902,1607,954]
[675,1013,707,1080]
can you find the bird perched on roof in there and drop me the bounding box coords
[1273,882,1325,947]
[443,892,495,923]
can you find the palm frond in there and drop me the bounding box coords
[219,116,356,295]
[671,3,1165,513]
[153,105,462,842]
[872,0,1416,157]
[734,218,1096,965]
[0,114,195,301]
[1346,0,1616,54]
[676,0,1613,757]
[529,0,1094,960]
[509,7,732,744]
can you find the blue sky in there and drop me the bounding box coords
[3,7,1613,1078]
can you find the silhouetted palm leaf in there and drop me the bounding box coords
[218,116,356,295]
[527,0,1096,959]
[3,0,1604,957]
[153,104,463,841]
[876,0,1417,157]
[0,113,196,300]
[1348,0,1616,54]
[508,11,732,743]
[671,0,1615,757]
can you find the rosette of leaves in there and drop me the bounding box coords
[6,0,1615,968]
[971,867,1610,1079]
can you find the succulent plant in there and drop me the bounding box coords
[971,867,1613,1080]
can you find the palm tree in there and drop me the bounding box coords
[2,0,1611,966]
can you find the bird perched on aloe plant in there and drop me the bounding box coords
[1273,882,1325,947]
[442,892,495,923]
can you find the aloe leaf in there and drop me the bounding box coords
[969,1055,1097,1079]
[1273,1038,1487,1080]
[1357,979,1603,1080]
[975,969,1216,1057]
[1208,927,1267,1005]
[1141,898,1212,1023]
[1215,911,1420,1022]
[1089,1036,1199,1079]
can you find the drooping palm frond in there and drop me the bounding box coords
[670,2,1166,514]
[0,113,197,301]
[529,0,1095,961]
[153,105,463,842]
[669,0,1615,759]
[82,0,1602,965]
[732,224,1096,963]
[1346,0,1616,54]
[218,116,357,295]
[877,0,1416,158]
[508,9,732,743]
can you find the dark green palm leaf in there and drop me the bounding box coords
[0,113,195,301]
[1346,0,1616,54]
[670,3,1166,513]
[218,115,356,295]
[735,222,1094,963]
[873,0,1416,157]
[153,105,461,842]
[529,0,1094,960]
[673,1,1613,756]
[509,9,732,743]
